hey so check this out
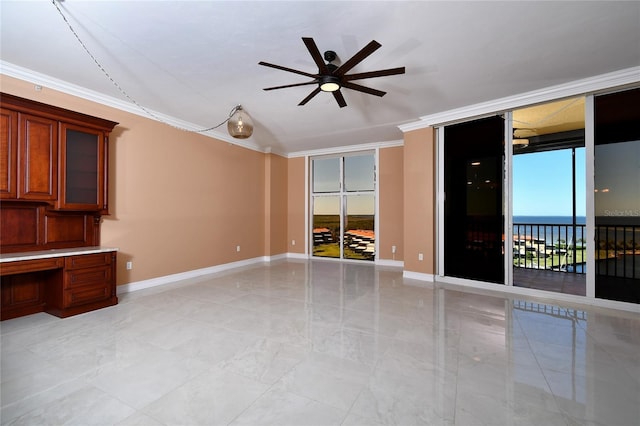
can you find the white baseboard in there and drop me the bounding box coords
[286,252,308,260]
[117,256,269,295]
[402,270,436,284]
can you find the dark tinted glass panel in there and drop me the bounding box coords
[594,88,640,304]
[444,116,505,283]
[65,130,98,204]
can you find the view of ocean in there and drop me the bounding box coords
[513,216,586,246]
[513,216,586,225]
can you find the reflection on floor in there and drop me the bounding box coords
[2,260,639,425]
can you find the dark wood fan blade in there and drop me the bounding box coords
[344,67,405,81]
[334,40,381,77]
[259,61,318,79]
[299,87,322,106]
[333,90,347,108]
[302,37,330,74]
[263,81,318,91]
[341,81,386,97]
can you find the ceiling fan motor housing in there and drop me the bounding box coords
[324,50,337,63]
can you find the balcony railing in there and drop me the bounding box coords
[513,222,586,273]
[514,222,640,279]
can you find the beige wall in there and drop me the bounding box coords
[287,157,306,255]
[1,75,277,285]
[403,127,436,274]
[265,153,288,256]
[378,146,404,261]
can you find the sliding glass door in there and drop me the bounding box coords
[594,88,640,304]
[311,153,376,261]
[443,116,505,283]
[511,98,586,296]
[440,89,639,307]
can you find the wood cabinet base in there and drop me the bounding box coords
[1,251,117,320]
[45,296,118,319]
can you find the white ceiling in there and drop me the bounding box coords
[1,1,639,155]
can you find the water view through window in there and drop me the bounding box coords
[512,147,587,295]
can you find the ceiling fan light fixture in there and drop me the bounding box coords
[513,138,529,146]
[227,105,253,139]
[319,75,340,92]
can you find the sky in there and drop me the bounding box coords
[513,148,586,217]
[313,155,375,215]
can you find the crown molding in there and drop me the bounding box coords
[287,139,403,159]
[399,66,640,131]
[0,61,267,153]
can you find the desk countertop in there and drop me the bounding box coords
[0,247,119,263]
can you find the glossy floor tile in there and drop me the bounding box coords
[2,260,639,425]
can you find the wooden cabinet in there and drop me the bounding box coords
[0,94,119,320]
[53,252,117,317]
[0,93,118,254]
[0,93,116,211]
[1,250,118,320]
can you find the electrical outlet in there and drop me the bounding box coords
[126,261,133,270]
[292,240,296,246]
[418,253,424,261]
[236,245,241,252]
[391,245,397,254]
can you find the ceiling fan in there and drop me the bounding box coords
[259,37,405,108]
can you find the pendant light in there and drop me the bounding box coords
[227,105,254,139]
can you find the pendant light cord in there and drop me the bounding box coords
[50,0,235,133]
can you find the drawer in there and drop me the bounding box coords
[65,252,112,270]
[1,258,64,276]
[63,282,111,308]
[64,265,111,289]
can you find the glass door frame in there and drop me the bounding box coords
[309,150,378,261]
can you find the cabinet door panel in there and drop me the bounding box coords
[0,108,17,199]
[57,123,105,211]
[0,204,41,249]
[18,113,57,200]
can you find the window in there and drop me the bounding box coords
[311,153,376,261]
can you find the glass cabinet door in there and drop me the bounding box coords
[57,123,106,211]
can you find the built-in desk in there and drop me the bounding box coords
[1,247,118,320]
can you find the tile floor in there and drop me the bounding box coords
[1,259,639,425]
